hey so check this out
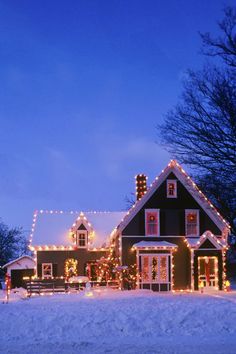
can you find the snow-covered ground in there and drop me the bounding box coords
[1,288,236,354]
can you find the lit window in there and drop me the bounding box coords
[42,263,52,279]
[145,209,159,236]
[185,210,199,236]
[76,231,87,247]
[167,180,177,198]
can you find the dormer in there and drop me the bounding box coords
[76,224,88,248]
[70,212,93,249]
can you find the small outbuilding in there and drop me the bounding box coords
[2,255,35,288]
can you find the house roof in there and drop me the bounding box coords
[185,231,228,250]
[30,210,126,249]
[116,160,230,235]
[2,255,35,269]
[132,241,178,250]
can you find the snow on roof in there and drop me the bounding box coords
[185,231,228,249]
[31,210,126,248]
[185,238,200,247]
[132,241,178,249]
[2,255,35,269]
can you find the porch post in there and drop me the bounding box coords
[190,249,194,291]
[222,249,227,290]
[136,250,140,289]
[170,251,173,291]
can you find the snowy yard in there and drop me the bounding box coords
[1,289,236,354]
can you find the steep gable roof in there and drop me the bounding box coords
[116,160,230,235]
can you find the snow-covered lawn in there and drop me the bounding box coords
[1,289,236,354]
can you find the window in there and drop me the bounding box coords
[141,255,169,283]
[145,209,159,236]
[185,210,199,236]
[76,231,87,247]
[167,180,177,198]
[42,263,52,279]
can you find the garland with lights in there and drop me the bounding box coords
[96,247,120,283]
[65,258,78,279]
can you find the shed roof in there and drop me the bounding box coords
[2,255,35,269]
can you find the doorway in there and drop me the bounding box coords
[198,256,218,289]
[140,254,171,291]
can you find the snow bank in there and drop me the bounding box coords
[0,289,236,353]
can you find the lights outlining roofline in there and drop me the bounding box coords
[30,245,109,252]
[29,209,123,251]
[115,159,230,239]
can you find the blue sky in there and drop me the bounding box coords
[0,0,234,232]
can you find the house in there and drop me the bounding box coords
[29,211,126,281]
[29,160,230,291]
[2,255,35,288]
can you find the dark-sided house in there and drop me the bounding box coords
[30,211,125,281]
[30,160,230,292]
[112,160,230,292]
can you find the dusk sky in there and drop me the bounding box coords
[0,0,234,233]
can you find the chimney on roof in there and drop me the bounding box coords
[135,174,147,201]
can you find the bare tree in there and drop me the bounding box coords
[158,7,236,233]
[201,7,236,67]
[159,67,236,179]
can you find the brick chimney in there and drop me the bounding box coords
[135,174,147,201]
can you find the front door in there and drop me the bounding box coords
[140,254,170,291]
[198,256,218,289]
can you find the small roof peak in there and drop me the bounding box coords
[168,159,178,167]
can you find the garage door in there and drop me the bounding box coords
[11,269,34,288]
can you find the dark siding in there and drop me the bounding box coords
[37,249,108,277]
[122,236,191,290]
[199,239,217,249]
[37,264,42,277]
[122,172,221,236]
[78,224,87,230]
[163,210,180,235]
[53,264,58,277]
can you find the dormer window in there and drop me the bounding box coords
[76,231,87,248]
[185,210,199,237]
[145,209,159,236]
[167,180,177,198]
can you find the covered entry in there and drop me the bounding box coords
[132,241,177,291]
[186,231,227,291]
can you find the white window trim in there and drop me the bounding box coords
[185,209,199,237]
[145,209,160,236]
[166,179,177,198]
[76,231,88,248]
[42,263,53,279]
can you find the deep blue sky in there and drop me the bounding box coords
[0,0,234,232]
